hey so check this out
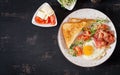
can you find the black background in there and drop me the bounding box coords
[0,0,120,75]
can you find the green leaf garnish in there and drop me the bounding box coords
[96,19,109,24]
[68,49,76,57]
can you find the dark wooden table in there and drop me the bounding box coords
[0,0,120,75]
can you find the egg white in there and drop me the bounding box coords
[82,40,106,60]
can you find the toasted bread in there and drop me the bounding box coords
[62,22,86,48]
[62,18,96,49]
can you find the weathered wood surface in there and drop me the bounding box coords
[0,0,120,75]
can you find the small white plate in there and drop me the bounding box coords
[57,0,77,10]
[58,8,117,67]
[32,2,57,27]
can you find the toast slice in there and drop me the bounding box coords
[62,22,86,48]
[62,19,96,49]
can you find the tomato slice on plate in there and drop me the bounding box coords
[74,46,82,56]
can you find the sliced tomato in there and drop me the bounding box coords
[83,35,90,41]
[35,15,56,25]
[77,31,91,41]
[77,34,83,40]
[49,14,56,25]
[35,16,45,24]
[77,34,90,41]
[74,46,82,56]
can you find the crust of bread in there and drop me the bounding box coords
[68,18,95,23]
[62,18,96,49]
[68,18,82,22]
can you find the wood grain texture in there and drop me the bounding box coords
[0,0,120,75]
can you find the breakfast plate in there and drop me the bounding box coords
[58,8,117,67]
[32,2,57,27]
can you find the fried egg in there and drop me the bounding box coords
[82,40,106,60]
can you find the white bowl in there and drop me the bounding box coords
[57,0,77,11]
[32,2,57,27]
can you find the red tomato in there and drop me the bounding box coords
[83,35,90,41]
[35,16,45,24]
[77,31,91,41]
[49,15,56,25]
[77,35,82,40]
[74,46,82,56]
[35,15,56,25]
[77,34,90,41]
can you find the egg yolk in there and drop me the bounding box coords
[83,45,94,56]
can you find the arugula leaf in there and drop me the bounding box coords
[90,28,97,36]
[90,24,97,36]
[68,49,76,57]
[70,40,83,49]
[70,44,75,49]
[96,19,109,24]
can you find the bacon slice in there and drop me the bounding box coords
[93,28,115,48]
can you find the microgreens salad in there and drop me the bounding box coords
[58,0,77,10]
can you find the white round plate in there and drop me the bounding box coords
[58,8,117,67]
[32,2,57,27]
